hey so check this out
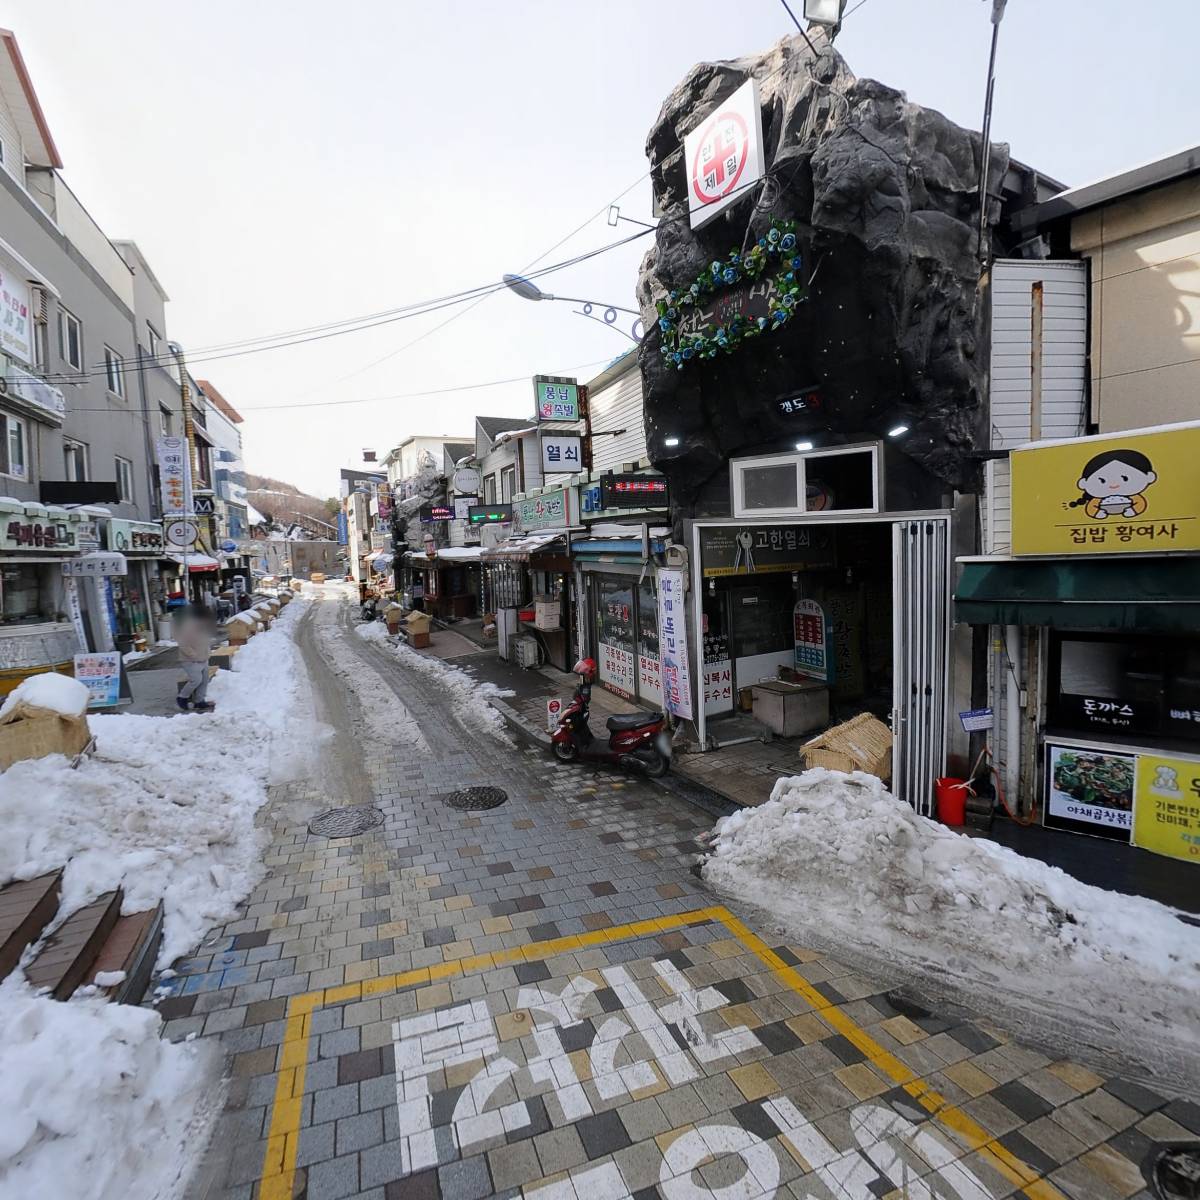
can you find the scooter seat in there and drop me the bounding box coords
[606,711,662,732]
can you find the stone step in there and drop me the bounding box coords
[84,902,163,1005]
[0,871,62,985]
[25,890,123,1000]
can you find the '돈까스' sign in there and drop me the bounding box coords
[1011,422,1200,555]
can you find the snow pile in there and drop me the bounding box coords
[0,975,221,1200]
[0,673,89,720]
[705,769,1200,1080]
[0,594,318,965]
[356,621,513,743]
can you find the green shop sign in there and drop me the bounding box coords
[515,486,579,532]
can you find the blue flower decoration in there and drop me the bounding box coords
[773,309,787,322]
[689,283,700,295]
[757,238,766,248]
[658,317,672,331]
[730,252,740,263]
[791,255,803,270]
[682,346,694,360]
[768,228,781,244]
[780,233,796,251]
[757,317,768,330]
[669,290,679,302]
[672,352,682,363]
[667,306,678,319]
[722,268,737,284]
[782,294,796,308]
[711,261,723,277]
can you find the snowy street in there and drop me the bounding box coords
[133,586,1198,1200]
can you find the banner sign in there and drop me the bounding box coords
[1132,750,1200,864]
[541,434,582,474]
[533,376,579,422]
[1011,423,1200,556]
[74,651,122,708]
[337,510,348,545]
[0,264,32,364]
[657,568,694,720]
[155,436,193,518]
[453,496,477,521]
[1044,742,1135,840]
[684,77,765,231]
[106,519,165,554]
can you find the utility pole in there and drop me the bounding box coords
[976,0,1008,269]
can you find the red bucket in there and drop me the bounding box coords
[935,777,968,826]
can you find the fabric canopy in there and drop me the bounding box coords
[954,556,1200,633]
[166,553,220,573]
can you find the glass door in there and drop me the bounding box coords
[636,577,662,706]
[595,575,636,699]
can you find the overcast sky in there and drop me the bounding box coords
[9,1,1197,497]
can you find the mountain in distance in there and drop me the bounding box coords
[243,473,338,534]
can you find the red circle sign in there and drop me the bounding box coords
[690,110,750,205]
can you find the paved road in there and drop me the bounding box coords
[168,590,1197,1200]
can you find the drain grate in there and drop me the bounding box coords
[308,806,384,838]
[1156,1145,1200,1199]
[443,786,508,811]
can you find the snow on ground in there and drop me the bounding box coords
[356,619,514,744]
[705,769,1200,1084]
[0,672,89,719]
[0,974,222,1200]
[312,611,429,751]
[0,594,320,967]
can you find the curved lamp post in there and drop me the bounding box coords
[502,274,644,342]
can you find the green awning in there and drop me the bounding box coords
[954,556,1200,632]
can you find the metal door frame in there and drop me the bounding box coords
[690,512,952,807]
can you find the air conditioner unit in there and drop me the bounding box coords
[0,376,8,395]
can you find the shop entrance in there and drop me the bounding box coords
[694,515,950,812]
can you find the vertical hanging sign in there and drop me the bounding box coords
[155,436,193,518]
[657,569,694,720]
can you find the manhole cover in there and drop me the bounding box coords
[443,786,508,811]
[1156,1145,1200,1199]
[308,806,384,838]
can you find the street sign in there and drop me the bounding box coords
[452,466,480,494]
[546,697,563,732]
[540,434,582,474]
[533,376,579,422]
[165,519,199,548]
[193,494,216,516]
[684,77,765,230]
[61,553,127,577]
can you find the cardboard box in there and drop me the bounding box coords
[0,691,91,771]
[800,712,892,782]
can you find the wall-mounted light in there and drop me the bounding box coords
[795,441,814,451]
[887,424,910,438]
[664,436,680,447]
[804,0,845,23]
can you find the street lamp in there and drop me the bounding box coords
[502,274,644,342]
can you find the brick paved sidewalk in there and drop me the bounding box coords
[163,592,1199,1200]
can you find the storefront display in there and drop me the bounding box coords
[1132,751,1200,863]
[596,576,636,699]
[1044,741,1135,840]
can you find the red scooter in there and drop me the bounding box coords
[551,658,672,776]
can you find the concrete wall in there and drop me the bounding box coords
[1072,176,1200,431]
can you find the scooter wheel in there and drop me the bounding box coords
[640,749,669,778]
[552,740,579,763]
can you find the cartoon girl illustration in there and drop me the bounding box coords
[1068,448,1157,520]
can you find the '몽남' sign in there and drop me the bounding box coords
[1011,422,1200,556]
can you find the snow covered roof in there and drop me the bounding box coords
[436,547,483,562]
[166,553,220,571]
[481,532,564,561]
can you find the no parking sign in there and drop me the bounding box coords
[546,697,562,732]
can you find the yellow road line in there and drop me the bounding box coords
[259,904,1063,1200]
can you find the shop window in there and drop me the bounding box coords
[63,439,88,481]
[595,576,636,699]
[483,475,496,504]
[0,411,28,480]
[58,307,83,371]
[731,445,880,518]
[501,466,515,503]
[1,563,44,623]
[159,406,173,436]
[1048,632,1200,742]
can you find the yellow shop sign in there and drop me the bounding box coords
[1132,751,1200,864]
[1010,422,1200,555]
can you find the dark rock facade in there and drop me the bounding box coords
[636,32,1016,511]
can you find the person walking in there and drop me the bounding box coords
[176,603,215,712]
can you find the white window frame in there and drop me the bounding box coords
[58,307,83,371]
[0,410,28,480]
[63,438,88,482]
[159,405,173,436]
[146,322,161,363]
[104,346,125,398]
[500,465,515,503]
[115,455,134,504]
[730,442,882,519]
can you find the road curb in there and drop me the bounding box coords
[487,697,552,749]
